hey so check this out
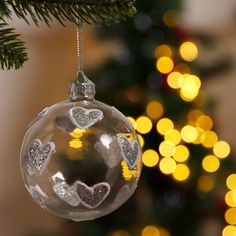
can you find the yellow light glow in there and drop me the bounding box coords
[142,225,160,236]
[198,175,215,193]
[156,57,174,74]
[156,118,174,135]
[227,174,236,190]
[180,74,200,101]
[173,145,190,162]
[167,72,184,89]
[179,41,198,61]
[159,141,176,157]
[181,125,198,143]
[127,116,137,130]
[159,157,177,175]
[142,149,159,167]
[112,230,130,236]
[146,100,164,119]
[121,160,138,181]
[223,225,236,236]
[136,116,153,134]
[138,134,145,148]
[159,228,170,236]
[196,115,213,130]
[192,127,204,145]
[165,129,181,145]
[69,139,83,149]
[225,191,236,207]
[163,10,177,27]
[202,155,220,173]
[70,128,85,138]
[187,109,204,122]
[172,164,190,181]
[155,44,173,58]
[225,208,236,225]
[213,141,231,159]
[201,130,218,148]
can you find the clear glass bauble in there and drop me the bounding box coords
[20,75,142,221]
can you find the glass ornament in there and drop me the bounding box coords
[20,71,142,221]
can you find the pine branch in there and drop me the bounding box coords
[5,0,137,25]
[0,21,28,69]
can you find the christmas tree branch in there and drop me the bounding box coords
[0,0,136,70]
[0,21,28,70]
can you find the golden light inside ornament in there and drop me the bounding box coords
[146,100,164,119]
[173,145,189,162]
[202,155,220,173]
[142,149,159,167]
[179,41,198,61]
[172,164,190,181]
[159,157,176,175]
[136,116,153,134]
[213,141,231,159]
[156,57,174,74]
[156,118,174,135]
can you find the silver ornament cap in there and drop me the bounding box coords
[69,71,96,101]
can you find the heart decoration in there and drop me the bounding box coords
[117,135,140,170]
[29,186,47,209]
[53,182,80,207]
[69,106,104,130]
[28,139,56,175]
[74,181,110,209]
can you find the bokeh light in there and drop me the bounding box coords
[225,208,236,225]
[196,115,213,130]
[138,134,145,148]
[142,225,160,236]
[179,41,198,61]
[163,10,177,27]
[155,44,173,58]
[127,116,137,130]
[164,129,181,145]
[159,141,176,157]
[172,164,190,181]
[227,174,236,190]
[198,175,215,193]
[173,145,190,162]
[187,109,204,122]
[156,57,174,74]
[167,72,184,89]
[142,149,159,167]
[202,155,220,173]
[225,191,236,207]
[146,100,164,119]
[159,157,177,175]
[136,116,153,134]
[223,225,236,236]
[156,118,174,135]
[213,141,231,159]
[181,125,198,143]
[201,130,218,148]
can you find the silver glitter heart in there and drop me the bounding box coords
[75,181,110,209]
[29,186,47,209]
[53,182,80,207]
[28,139,56,175]
[117,135,140,170]
[69,106,103,130]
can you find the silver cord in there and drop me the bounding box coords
[77,18,83,73]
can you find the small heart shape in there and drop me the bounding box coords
[75,181,110,209]
[69,107,104,130]
[117,135,140,170]
[53,182,80,206]
[28,139,56,175]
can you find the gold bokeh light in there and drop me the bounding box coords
[142,225,160,236]
[172,164,190,181]
[136,116,153,134]
[156,118,174,135]
[173,145,189,162]
[159,157,177,175]
[167,72,184,89]
[213,141,231,159]
[202,155,220,173]
[155,44,173,58]
[179,41,198,61]
[223,225,236,236]
[181,125,198,143]
[198,175,215,193]
[156,57,174,74]
[146,100,164,119]
[227,174,236,190]
[201,130,218,148]
[164,129,181,145]
[142,149,159,167]
[159,141,176,157]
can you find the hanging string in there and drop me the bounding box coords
[77,18,83,73]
